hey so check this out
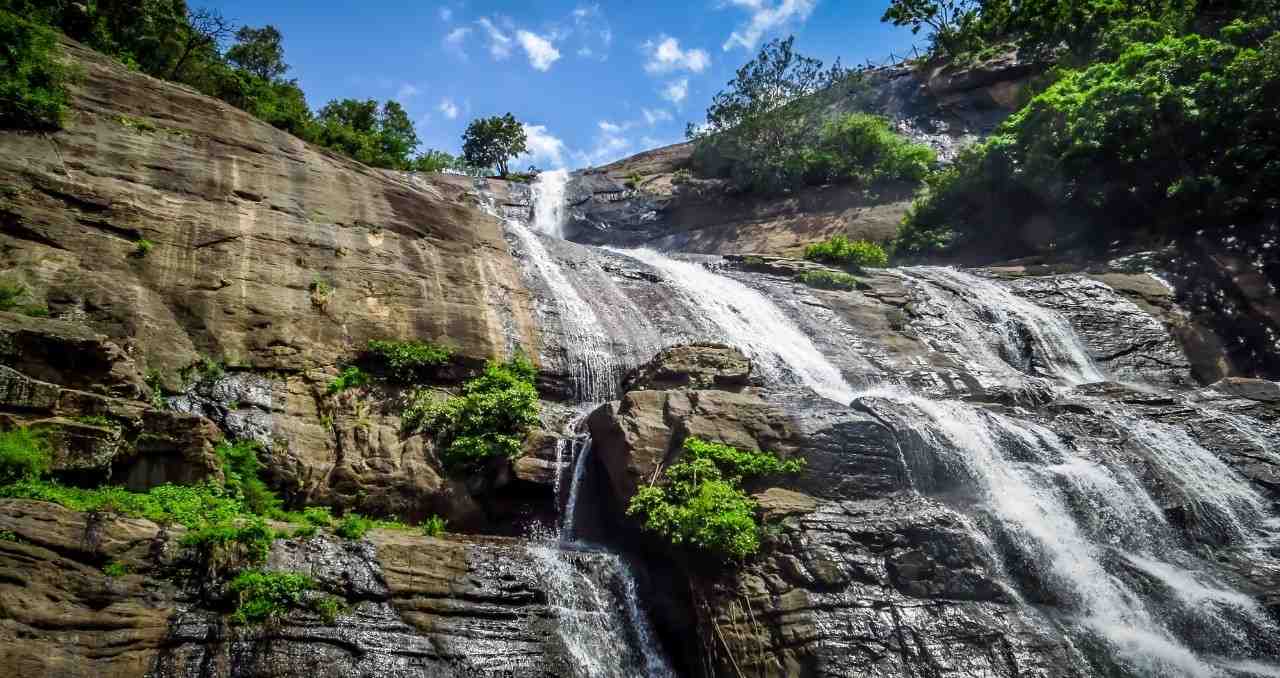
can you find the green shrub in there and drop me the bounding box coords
[0,280,49,316]
[897,32,1280,261]
[403,355,540,470]
[364,339,453,383]
[334,513,373,540]
[624,171,644,189]
[180,518,275,565]
[626,437,804,561]
[0,427,50,485]
[797,270,859,291]
[0,529,19,542]
[0,10,69,129]
[227,569,315,625]
[290,524,318,539]
[326,366,369,395]
[215,440,281,517]
[132,239,154,257]
[802,236,889,271]
[102,561,130,577]
[301,506,334,527]
[309,277,333,308]
[809,113,935,186]
[311,594,346,623]
[422,515,447,537]
[672,168,693,185]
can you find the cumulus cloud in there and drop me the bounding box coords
[643,35,710,74]
[443,26,471,59]
[573,120,633,167]
[516,30,561,71]
[521,124,568,168]
[641,108,673,126]
[438,98,459,120]
[395,83,420,100]
[722,0,816,51]
[570,4,612,61]
[661,78,689,105]
[477,17,513,59]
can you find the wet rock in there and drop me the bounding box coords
[623,343,755,391]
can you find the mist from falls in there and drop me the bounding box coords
[503,173,1280,677]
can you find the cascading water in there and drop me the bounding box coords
[899,266,1105,386]
[613,247,857,403]
[531,169,570,239]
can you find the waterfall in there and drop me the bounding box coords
[532,419,676,678]
[531,169,570,238]
[899,266,1105,386]
[614,248,856,404]
[862,389,1278,676]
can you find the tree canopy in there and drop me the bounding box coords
[461,114,528,177]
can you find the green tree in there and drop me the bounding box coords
[226,24,288,80]
[687,36,847,193]
[412,149,458,173]
[311,98,420,170]
[0,9,69,129]
[880,0,981,56]
[461,113,527,177]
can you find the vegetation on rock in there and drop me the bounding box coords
[363,339,453,383]
[796,269,860,291]
[0,9,69,129]
[216,439,281,517]
[326,366,370,395]
[402,355,540,471]
[227,569,316,625]
[803,235,889,271]
[896,28,1280,261]
[627,437,804,561]
[0,427,50,485]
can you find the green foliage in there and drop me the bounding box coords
[402,355,540,471]
[807,113,936,186]
[364,339,453,383]
[688,37,848,194]
[0,10,69,129]
[227,569,315,625]
[803,235,889,270]
[881,0,982,56]
[412,149,458,173]
[422,514,447,537]
[179,516,274,564]
[0,427,50,485]
[144,369,168,409]
[102,560,130,577]
[327,367,369,395]
[0,279,50,317]
[290,524,317,539]
[624,171,644,189]
[133,239,154,257]
[797,269,860,290]
[334,513,374,540]
[311,594,345,623]
[0,529,19,542]
[225,25,287,80]
[672,168,693,185]
[310,98,420,170]
[302,506,334,527]
[462,113,528,177]
[215,439,281,517]
[627,437,804,561]
[898,31,1280,261]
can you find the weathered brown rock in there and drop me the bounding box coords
[623,342,754,391]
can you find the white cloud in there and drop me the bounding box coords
[443,27,471,59]
[477,17,513,59]
[722,0,817,51]
[598,120,625,134]
[516,30,561,71]
[574,120,633,167]
[438,6,452,22]
[521,124,568,168]
[643,35,710,74]
[641,108,673,126]
[438,98,459,120]
[661,78,689,105]
[395,83,421,100]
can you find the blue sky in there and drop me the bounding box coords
[203,1,923,169]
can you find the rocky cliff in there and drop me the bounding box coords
[2,35,1279,678]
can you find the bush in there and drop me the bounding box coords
[228,570,315,625]
[364,339,453,383]
[422,515,447,538]
[215,439,281,517]
[626,437,804,561]
[897,32,1280,261]
[403,355,540,470]
[180,517,275,565]
[132,239,154,257]
[334,513,373,540]
[0,281,47,316]
[103,561,130,577]
[0,10,69,129]
[0,427,50,485]
[808,113,936,186]
[796,270,860,290]
[326,366,369,395]
[311,594,346,624]
[803,236,889,270]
